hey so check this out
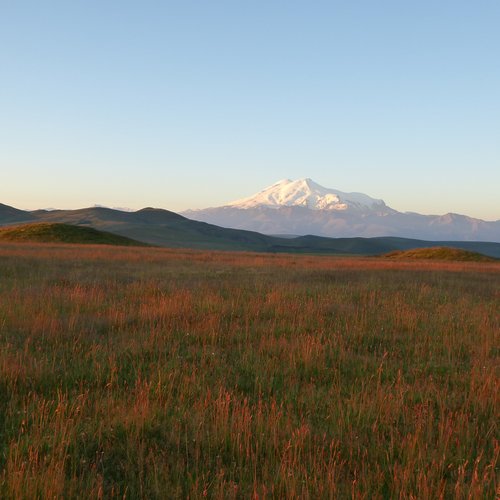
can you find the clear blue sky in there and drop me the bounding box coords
[1,1,499,220]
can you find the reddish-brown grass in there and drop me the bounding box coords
[0,241,498,498]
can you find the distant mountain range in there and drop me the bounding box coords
[183,178,500,242]
[1,201,500,257]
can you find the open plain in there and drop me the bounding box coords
[0,242,498,498]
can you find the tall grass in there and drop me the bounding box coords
[0,242,498,498]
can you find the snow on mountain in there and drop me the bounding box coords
[226,178,389,212]
[182,179,500,242]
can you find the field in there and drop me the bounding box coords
[0,242,498,498]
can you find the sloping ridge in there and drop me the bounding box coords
[0,203,36,224]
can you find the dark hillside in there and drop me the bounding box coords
[0,203,36,224]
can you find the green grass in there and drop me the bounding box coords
[0,223,148,247]
[0,243,498,498]
[384,246,497,262]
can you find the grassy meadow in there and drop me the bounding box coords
[0,242,498,498]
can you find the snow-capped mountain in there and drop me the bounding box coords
[226,178,391,213]
[182,179,500,242]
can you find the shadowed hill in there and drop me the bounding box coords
[0,223,148,246]
[30,206,281,251]
[0,203,35,224]
[384,247,497,262]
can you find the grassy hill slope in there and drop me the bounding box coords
[384,246,497,262]
[28,207,283,251]
[0,223,148,246]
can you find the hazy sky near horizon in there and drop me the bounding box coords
[1,1,499,220]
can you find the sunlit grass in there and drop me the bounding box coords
[384,246,497,262]
[0,242,498,498]
[0,223,146,246]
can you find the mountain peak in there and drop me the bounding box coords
[182,180,500,242]
[225,178,388,212]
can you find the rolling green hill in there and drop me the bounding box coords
[0,223,148,246]
[384,246,497,262]
[1,203,500,257]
